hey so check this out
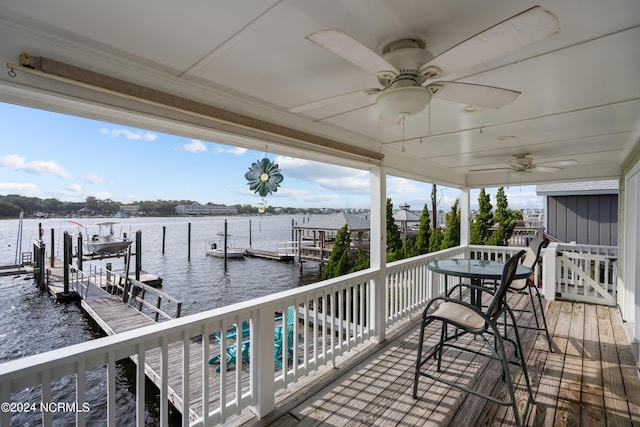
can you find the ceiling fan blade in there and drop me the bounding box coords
[532,165,562,172]
[428,81,520,109]
[307,29,398,78]
[289,88,380,113]
[419,6,559,77]
[378,111,402,128]
[539,159,578,167]
[469,167,512,173]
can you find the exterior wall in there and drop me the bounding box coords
[621,142,640,365]
[546,194,618,245]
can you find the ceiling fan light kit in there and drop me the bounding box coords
[376,86,431,118]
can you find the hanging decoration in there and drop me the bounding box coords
[257,198,268,232]
[245,157,284,197]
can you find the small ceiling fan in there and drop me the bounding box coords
[290,6,559,126]
[470,153,578,173]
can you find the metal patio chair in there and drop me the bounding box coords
[413,250,534,427]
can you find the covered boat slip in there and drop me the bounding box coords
[247,298,640,426]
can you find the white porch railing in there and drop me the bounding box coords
[0,243,614,426]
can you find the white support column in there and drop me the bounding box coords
[459,186,470,247]
[542,243,557,301]
[370,164,387,342]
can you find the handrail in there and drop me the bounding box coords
[69,261,182,320]
[127,278,183,320]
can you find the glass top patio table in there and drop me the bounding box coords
[427,258,532,304]
[427,259,532,284]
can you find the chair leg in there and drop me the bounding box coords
[530,285,553,351]
[437,322,446,372]
[490,316,533,427]
[413,312,430,399]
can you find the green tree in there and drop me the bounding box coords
[470,188,493,244]
[0,200,22,218]
[429,228,444,252]
[441,199,461,250]
[414,203,432,255]
[386,198,402,255]
[322,224,352,280]
[349,248,370,273]
[487,187,518,246]
[401,237,415,259]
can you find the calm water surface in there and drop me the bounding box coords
[0,215,320,425]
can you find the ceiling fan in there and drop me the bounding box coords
[470,153,578,173]
[290,6,559,126]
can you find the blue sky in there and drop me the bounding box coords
[0,102,542,211]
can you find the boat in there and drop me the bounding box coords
[206,233,246,258]
[206,242,246,258]
[84,221,132,255]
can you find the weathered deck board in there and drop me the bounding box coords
[246,299,640,427]
[581,303,606,424]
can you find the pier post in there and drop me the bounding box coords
[63,232,70,294]
[33,241,45,289]
[135,231,142,281]
[77,234,83,271]
[50,228,55,267]
[249,220,252,248]
[162,226,166,254]
[188,223,191,261]
[224,219,228,270]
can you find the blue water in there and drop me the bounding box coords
[0,215,320,425]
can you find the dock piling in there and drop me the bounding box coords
[162,226,166,254]
[49,228,55,267]
[187,222,191,261]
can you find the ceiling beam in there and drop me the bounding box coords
[7,55,384,163]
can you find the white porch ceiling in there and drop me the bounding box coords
[0,0,638,188]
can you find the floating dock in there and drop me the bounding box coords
[0,264,33,277]
[245,248,294,261]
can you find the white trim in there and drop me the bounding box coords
[623,163,640,342]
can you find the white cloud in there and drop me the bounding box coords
[90,191,112,200]
[85,174,107,184]
[66,183,83,193]
[273,156,369,194]
[100,128,157,141]
[0,182,40,196]
[0,154,70,178]
[237,186,340,205]
[50,183,84,199]
[213,144,247,155]
[387,177,423,194]
[183,139,207,153]
[227,147,247,156]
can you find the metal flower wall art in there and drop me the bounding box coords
[245,157,284,197]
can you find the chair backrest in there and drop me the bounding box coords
[510,237,549,290]
[487,250,527,319]
[522,237,549,269]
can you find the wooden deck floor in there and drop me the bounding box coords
[245,295,640,426]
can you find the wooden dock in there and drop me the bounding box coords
[246,248,294,261]
[43,262,213,419]
[0,264,33,277]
